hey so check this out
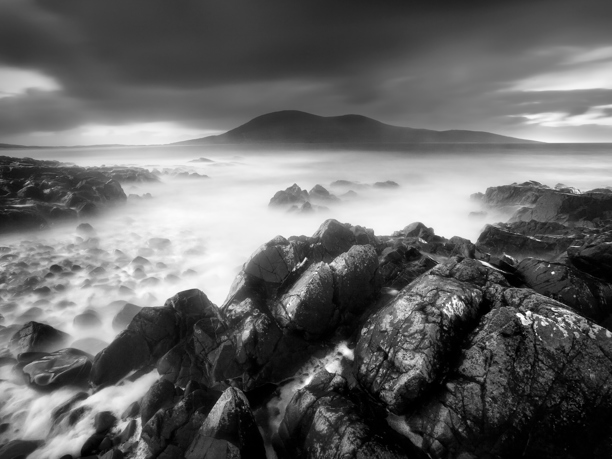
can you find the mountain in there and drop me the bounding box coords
[0,143,41,149]
[175,110,540,145]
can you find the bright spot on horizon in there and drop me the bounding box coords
[515,104,612,128]
[0,66,61,98]
[23,122,223,146]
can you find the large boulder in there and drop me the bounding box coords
[269,184,309,207]
[185,387,266,459]
[274,261,336,337]
[568,239,612,283]
[355,258,508,413]
[310,219,356,262]
[516,257,612,326]
[9,321,71,356]
[242,236,299,284]
[21,348,92,389]
[142,386,222,458]
[90,330,150,388]
[276,371,420,459]
[405,289,612,459]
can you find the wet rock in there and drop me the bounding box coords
[243,235,298,284]
[310,219,356,262]
[568,240,612,283]
[516,257,612,326]
[480,181,549,208]
[22,348,93,389]
[121,401,140,420]
[127,306,180,359]
[185,387,266,459]
[9,321,71,355]
[0,440,43,459]
[111,303,142,331]
[70,337,108,355]
[90,330,150,388]
[81,433,107,456]
[164,288,220,335]
[405,289,612,459]
[329,244,381,323]
[141,378,177,425]
[94,411,117,434]
[142,387,222,457]
[100,448,124,459]
[51,391,89,422]
[514,189,612,224]
[274,261,335,337]
[355,258,508,413]
[277,371,418,459]
[476,223,568,259]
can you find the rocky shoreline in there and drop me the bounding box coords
[2,170,612,458]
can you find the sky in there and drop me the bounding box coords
[1,0,612,145]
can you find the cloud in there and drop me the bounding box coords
[1,0,612,143]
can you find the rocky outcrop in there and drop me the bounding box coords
[276,371,421,459]
[9,321,70,355]
[0,155,157,234]
[20,348,93,389]
[355,258,508,413]
[405,289,612,458]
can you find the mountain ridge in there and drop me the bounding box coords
[175,110,541,145]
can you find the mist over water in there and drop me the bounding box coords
[1,143,612,455]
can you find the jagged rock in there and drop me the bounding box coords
[355,258,508,413]
[277,371,420,459]
[164,289,220,336]
[480,181,550,208]
[512,190,612,224]
[308,184,339,203]
[127,307,180,359]
[476,224,568,259]
[9,321,71,356]
[274,261,335,337]
[516,257,612,326]
[21,348,92,389]
[269,183,309,207]
[141,378,177,425]
[329,244,381,323]
[310,219,356,262]
[242,236,298,284]
[405,289,612,459]
[568,240,612,283]
[142,387,222,458]
[185,387,266,459]
[90,330,150,388]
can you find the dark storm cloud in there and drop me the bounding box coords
[1,0,612,142]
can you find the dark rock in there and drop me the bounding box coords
[277,371,417,459]
[100,448,124,459]
[242,235,298,284]
[355,258,508,413]
[476,223,568,260]
[274,261,335,337]
[269,183,309,207]
[94,411,117,434]
[9,321,70,355]
[405,289,612,459]
[516,257,612,326]
[51,391,89,422]
[121,401,140,420]
[185,387,266,459]
[127,306,180,359]
[90,330,150,388]
[141,378,177,424]
[118,418,138,443]
[164,289,220,335]
[310,218,356,262]
[111,303,142,331]
[22,348,93,389]
[0,440,43,459]
[568,240,612,283]
[142,387,222,457]
[81,433,106,456]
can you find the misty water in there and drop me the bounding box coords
[1,143,611,457]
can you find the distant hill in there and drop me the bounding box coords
[175,110,540,145]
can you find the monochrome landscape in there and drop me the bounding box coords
[2,1,612,459]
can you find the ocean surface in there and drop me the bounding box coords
[1,142,611,457]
